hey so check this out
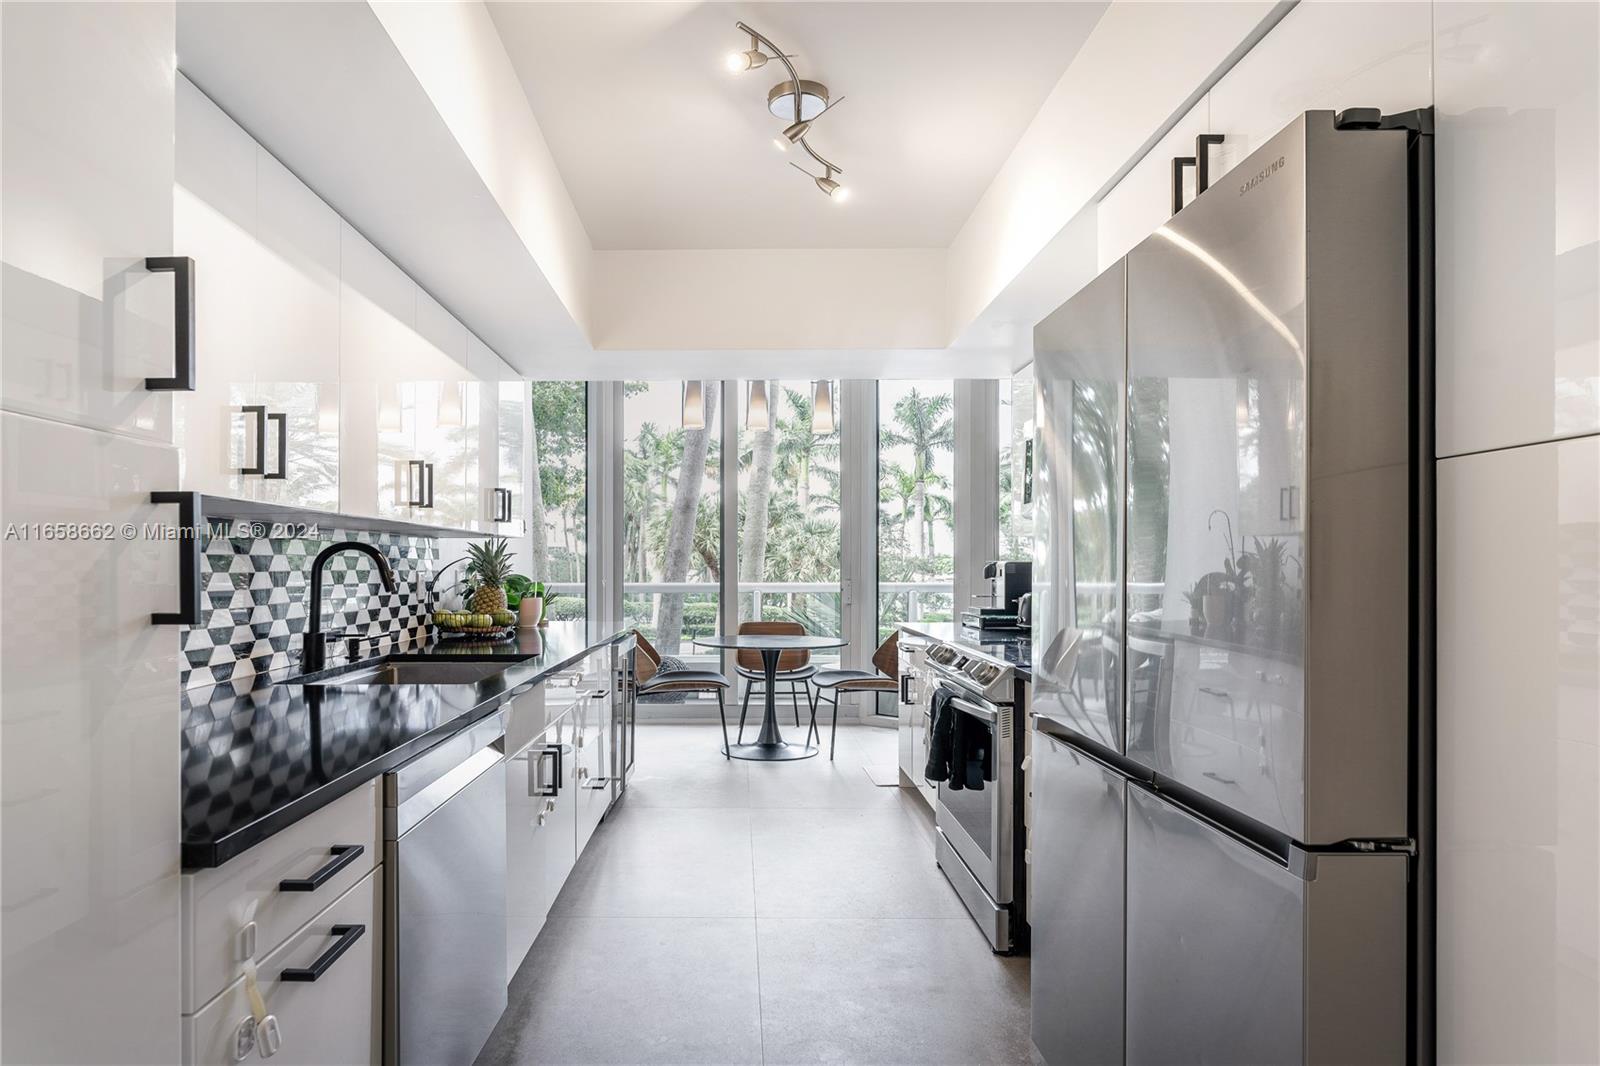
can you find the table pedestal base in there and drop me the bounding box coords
[725,740,818,762]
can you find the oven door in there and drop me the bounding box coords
[933,686,1013,904]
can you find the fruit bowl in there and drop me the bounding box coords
[432,610,518,642]
[437,625,516,643]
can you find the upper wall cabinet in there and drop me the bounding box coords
[175,78,340,510]
[471,335,525,537]
[174,85,512,529]
[1435,0,1600,456]
[1,2,178,443]
[1205,2,1432,185]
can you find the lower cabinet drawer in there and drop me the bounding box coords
[184,866,380,1066]
[183,780,381,1012]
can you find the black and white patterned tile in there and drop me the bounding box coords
[180,522,438,689]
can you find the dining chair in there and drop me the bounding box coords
[734,620,817,742]
[806,631,899,760]
[632,630,738,758]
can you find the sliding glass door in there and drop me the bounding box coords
[876,380,957,640]
[736,380,843,669]
[622,381,722,669]
[530,381,587,620]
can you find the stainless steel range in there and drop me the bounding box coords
[923,640,1027,954]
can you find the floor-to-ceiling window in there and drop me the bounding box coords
[876,380,957,640]
[530,381,587,619]
[736,380,843,669]
[1000,367,1035,560]
[622,380,722,669]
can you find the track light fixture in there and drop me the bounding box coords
[727,21,847,200]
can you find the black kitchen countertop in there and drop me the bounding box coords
[898,621,1033,680]
[180,622,629,869]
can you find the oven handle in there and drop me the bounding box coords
[948,694,999,724]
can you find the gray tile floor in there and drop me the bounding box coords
[477,722,1031,1066]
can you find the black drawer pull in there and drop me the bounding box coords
[143,256,195,391]
[279,844,363,892]
[279,924,364,983]
[265,411,287,480]
[150,491,202,625]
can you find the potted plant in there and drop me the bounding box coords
[506,575,545,628]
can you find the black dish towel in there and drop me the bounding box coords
[925,688,956,784]
[925,688,992,791]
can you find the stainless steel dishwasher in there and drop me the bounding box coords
[383,710,507,1066]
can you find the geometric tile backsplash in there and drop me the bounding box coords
[180,522,438,689]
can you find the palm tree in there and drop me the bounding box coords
[881,389,954,562]
[737,381,779,615]
[656,382,719,653]
[773,385,839,512]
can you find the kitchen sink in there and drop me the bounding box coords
[303,659,514,687]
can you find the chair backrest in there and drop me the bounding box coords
[632,629,662,687]
[871,631,899,681]
[736,620,809,672]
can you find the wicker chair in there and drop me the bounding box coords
[806,632,899,760]
[734,620,816,742]
[633,630,738,759]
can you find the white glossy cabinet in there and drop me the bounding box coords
[0,1,177,442]
[184,869,380,1066]
[173,94,513,528]
[472,335,526,535]
[175,78,341,509]
[1,414,182,1065]
[1435,1,1600,456]
[1204,1,1432,185]
[574,649,617,855]
[1437,436,1600,1065]
[505,708,577,979]
[181,781,380,1013]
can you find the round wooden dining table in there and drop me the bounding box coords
[692,632,847,761]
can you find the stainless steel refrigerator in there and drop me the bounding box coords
[1029,109,1432,1064]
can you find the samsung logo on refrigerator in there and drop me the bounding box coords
[1238,155,1287,196]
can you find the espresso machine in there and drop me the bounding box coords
[962,560,1032,631]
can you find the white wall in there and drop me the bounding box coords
[1079,2,1599,1060]
[590,248,947,351]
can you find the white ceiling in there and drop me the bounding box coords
[486,1,1108,250]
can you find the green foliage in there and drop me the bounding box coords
[619,381,961,641]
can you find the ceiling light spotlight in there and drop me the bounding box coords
[791,160,847,202]
[725,34,767,72]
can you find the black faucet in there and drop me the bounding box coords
[302,541,398,674]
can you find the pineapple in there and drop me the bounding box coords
[465,537,514,615]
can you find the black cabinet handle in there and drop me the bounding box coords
[407,460,426,507]
[143,256,195,391]
[265,411,287,480]
[239,405,267,476]
[494,487,512,522]
[900,674,911,703]
[531,745,561,797]
[279,844,363,892]
[1194,133,1224,194]
[1171,155,1196,215]
[279,924,364,983]
[423,462,435,508]
[150,491,202,625]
